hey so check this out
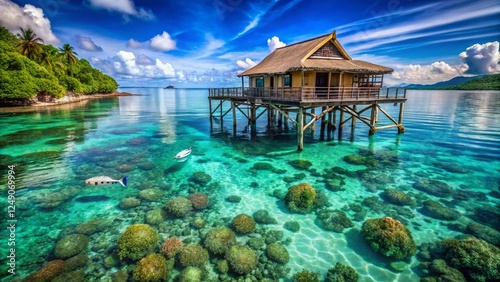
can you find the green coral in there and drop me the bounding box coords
[361,217,416,260]
[266,243,290,264]
[232,214,256,234]
[216,260,229,274]
[165,197,193,218]
[284,221,301,232]
[117,224,159,260]
[420,200,461,220]
[204,226,236,255]
[317,209,354,233]
[133,254,168,282]
[178,244,209,267]
[54,234,89,259]
[380,189,415,206]
[289,159,313,170]
[285,183,317,214]
[293,269,321,282]
[440,237,500,281]
[325,262,359,282]
[177,267,206,282]
[189,171,212,185]
[225,245,258,275]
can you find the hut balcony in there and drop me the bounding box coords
[208,86,406,104]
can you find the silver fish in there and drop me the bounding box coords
[85,176,128,187]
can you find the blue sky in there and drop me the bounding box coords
[1,0,499,87]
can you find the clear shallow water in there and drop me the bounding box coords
[0,89,499,281]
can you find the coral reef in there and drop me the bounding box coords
[285,183,317,214]
[266,242,290,264]
[325,262,359,282]
[160,237,184,259]
[284,221,301,232]
[188,193,209,210]
[54,234,89,259]
[232,214,257,234]
[225,245,259,275]
[119,197,141,209]
[165,197,193,218]
[139,189,164,202]
[133,253,168,282]
[23,260,66,282]
[253,209,277,224]
[361,217,416,260]
[75,219,112,235]
[204,226,237,255]
[178,244,209,267]
[380,189,415,206]
[288,159,313,170]
[293,269,321,282]
[189,171,212,185]
[177,267,206,282]
[420,200,461,220]
[317,209,354,233]
[117,224,159,260]
[413,178,454,198]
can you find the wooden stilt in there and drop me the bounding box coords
[398,102,405,133]
[284,110,289,131]
[369,104,376,135]
[327,111,332,140]
[297,107,304,151]
[232,101,237,137]
[250,103,257,136]
[352,105,357,127]
[310,108,316,132]
[320,106,326,140]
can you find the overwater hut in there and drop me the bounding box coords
[209,31,406,150]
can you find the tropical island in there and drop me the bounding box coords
[0,26,119,107]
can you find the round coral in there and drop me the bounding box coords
[232,214,256,234]
[178,244,209,267]
[54,234,89,259]
[133,253,168,282]
[204,226,237,255]
[188,193,209,210]
[325,262,359,282]
[225,245,258,275]
[160,237,184,259]
[117,224,159,260]
[266,242,290,264]
[361,217,416,260]
[285,183,317,213]
[165,198,193,218]
[177,267,206,282]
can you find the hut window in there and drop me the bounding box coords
[284,75,291,87]
[256,77,264,87]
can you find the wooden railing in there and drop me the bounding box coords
[209,87,406,102]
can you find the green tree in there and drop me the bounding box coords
[59,43,78,65]
[16,27,44,60]
[40,45,65,74]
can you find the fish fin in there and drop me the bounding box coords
[120,176,128,187]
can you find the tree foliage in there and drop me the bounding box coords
[0,26,118,104]
[441,74,500,90]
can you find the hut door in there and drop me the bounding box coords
[315,73,328,98]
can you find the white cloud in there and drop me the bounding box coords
[126,39,143,49]
[459,41,500,74]
[236,58,257,70]
[93,50,176,79]
[86,0,154,20]
[390,62,462,85]
[149,31,176,52]
[0,0,59,44]
[267,36,286,52]
[135,54,154,65]
[177,71,186,81]
[76,35,102,52]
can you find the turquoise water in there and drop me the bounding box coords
[0,88,499,281]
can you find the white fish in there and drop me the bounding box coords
[85,176,128,187]
[174,146,192,159]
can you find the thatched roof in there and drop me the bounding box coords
[238,31,393,76]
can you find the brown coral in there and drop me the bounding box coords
[160,237,184,259]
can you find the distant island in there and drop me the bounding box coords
[404,74,500,90]
[0,26,118,107]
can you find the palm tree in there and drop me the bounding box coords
[16,27,44,60]
[59,43,78,65]
[39,45,64,73]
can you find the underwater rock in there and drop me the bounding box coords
[324,178,345,192]
[189,193,209,210]
[23,260,66,282]
[165,197,193,218]
[252,162,276,171]
[469,206,500,231]
[189,171,212,186]
[433,162,468,174]
[115,163,134,173]
[362,196,387,214]
[119,197,141,209]
[247,237,265,250]
[317,209,354,233]
[361,217,416,260]
[75,219,112,235]
[232,214,256,234]
[145,208,167,225]
[139,189,164,202]
[253,210,278,224]
[264,230,284,245]
[418,259,467,282]
[271,189,287,199]
[117,224,159,260]
[32,187,79,210]
[325,262,359,282]
[178,244,209,267]
[343,155,376,166]
[54,234,89,259]
[359,170,395,192]
[293,269,321,282]
[133,253,168,282]
[266,242,290,264]
[465,222,500,247]
[63,254,89,272]
[284,221,301,232]
[420,200,461,221]
[137,162,156,171]
[285,183,317,214]
[51,270,86,282]
[225,245,258,275]
[160,237,184,259]
[204,226,236,255]
[313,191,332,209]
[380,189,416,206]
[413,178,454,198]
[389,261,408,273]
[288,159,313,170]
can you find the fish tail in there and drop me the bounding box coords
[120,176,128,187]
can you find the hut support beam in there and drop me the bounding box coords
[297,107,304,151]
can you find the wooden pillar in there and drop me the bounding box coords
[369,104,376,135]
[250,103,257,136]
[232,101,237,137]
[284,110,289,131]
[327,111,333,140]
[398,102,405,134]
[310,108,316,132]
[320,106,327,141]
[338,108,344,139]
[209,98,213,133]
[352,105,357,127]
[297,107,304,151]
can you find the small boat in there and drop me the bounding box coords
[174,146,192,159]
[165,84,175,89]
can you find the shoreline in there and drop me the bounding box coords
[0,91,134,113]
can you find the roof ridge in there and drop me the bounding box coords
[276,31,333,49]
